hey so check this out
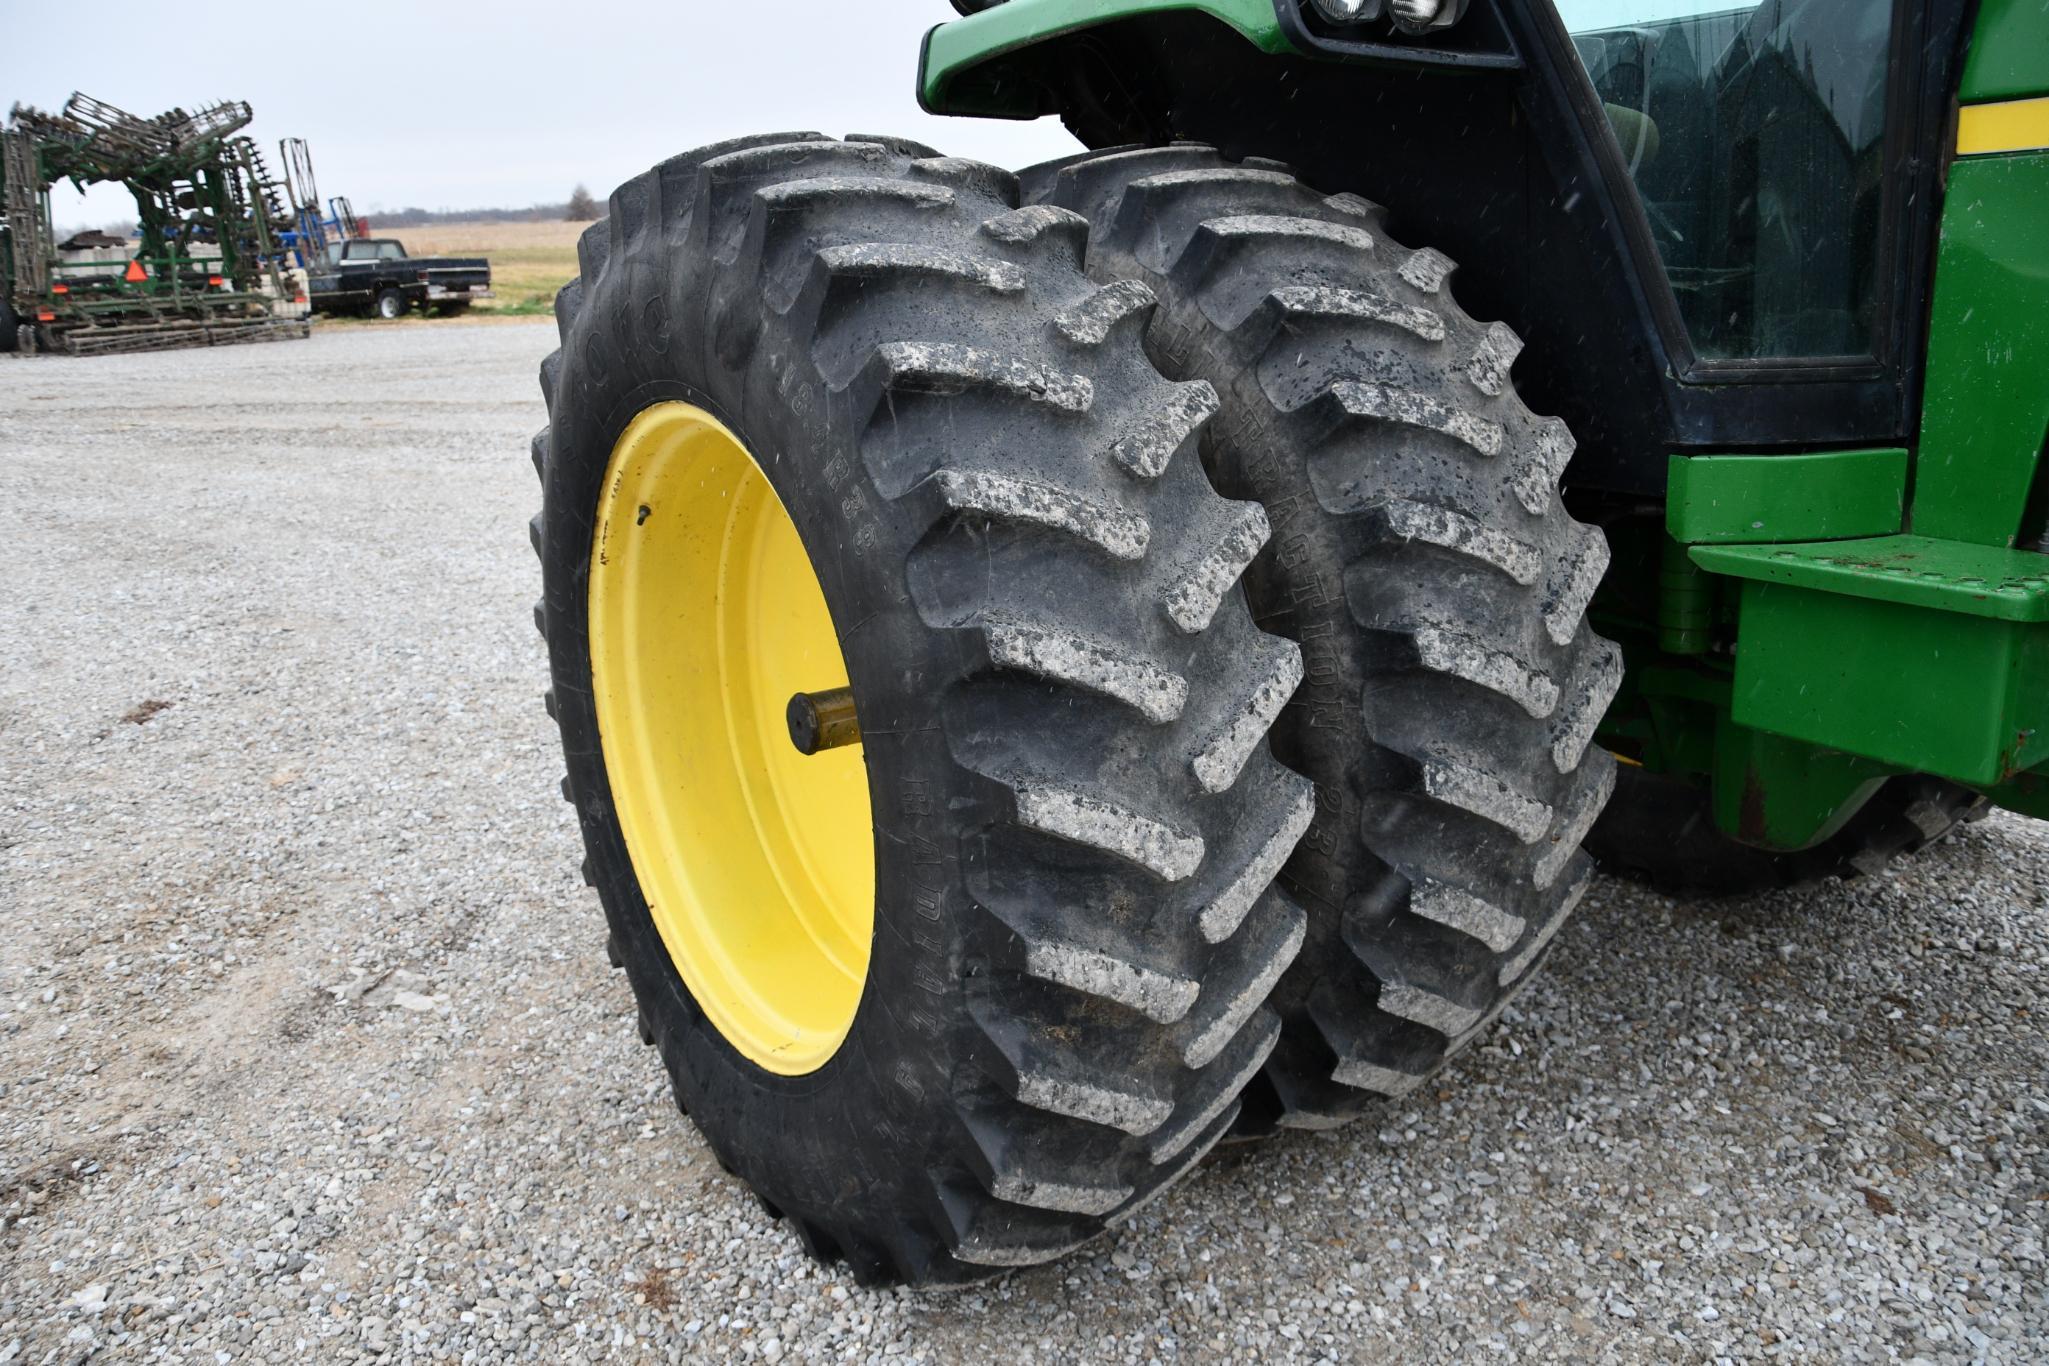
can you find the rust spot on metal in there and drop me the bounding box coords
[1739,767,1769,843]
[1997,727,2037,782]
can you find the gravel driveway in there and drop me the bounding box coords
[1,323,2043,1363]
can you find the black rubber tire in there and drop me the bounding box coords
[373,288,406,320]
[1586,768,1986,897]
[1035,146,1622,1134]
[533,134,1314,1285]
[0,291,17,354]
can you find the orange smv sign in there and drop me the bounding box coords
[123,259,148,283]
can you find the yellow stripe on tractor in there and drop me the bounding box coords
[1957,96,2049,156]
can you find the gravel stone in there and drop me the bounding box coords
[1,323,2044,1362]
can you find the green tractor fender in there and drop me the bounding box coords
[920,1,1294,119]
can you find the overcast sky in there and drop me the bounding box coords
[2,0,1080,227]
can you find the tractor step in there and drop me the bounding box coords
[1691,535,2049,787]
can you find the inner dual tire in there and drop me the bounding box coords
[532,135,1314,1284]
[1031,146,1622,1134]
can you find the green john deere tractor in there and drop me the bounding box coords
[530,0,2049,1284]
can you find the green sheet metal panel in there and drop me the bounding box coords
[1910,153,2049,546]
[1708,722,1891,850]
[1717,579,2049,785]
[1690,535,2049,622]
[1975,766,2049,820]
[1666,449,1907,545]
[920,0,1293,118]
[1960,0,2049,104]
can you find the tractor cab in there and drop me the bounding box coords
[1564,0,1895,361]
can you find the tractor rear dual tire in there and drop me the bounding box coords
[1031,146,1622,1134]
[533,135,1313,1285]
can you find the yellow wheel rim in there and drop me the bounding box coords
[588,402,876,1075]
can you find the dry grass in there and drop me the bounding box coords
[372,219,587,316]
[627,1266,677,1312]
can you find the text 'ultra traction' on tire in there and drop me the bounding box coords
[1033,144,1623,1135]
[530,134,1313,1285]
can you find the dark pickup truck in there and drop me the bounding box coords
[308,239,492,318]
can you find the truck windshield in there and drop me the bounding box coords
[1553,0,1895,361]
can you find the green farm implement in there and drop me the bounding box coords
[529,0,2049,1283]
[1,92,309,356]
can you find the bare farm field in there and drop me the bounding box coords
[355,219,584,319]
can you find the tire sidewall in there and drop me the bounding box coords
[539,219,980,1221]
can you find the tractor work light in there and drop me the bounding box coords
[1307,0,1466,31]
[1309,0,1378,21]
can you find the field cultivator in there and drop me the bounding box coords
[0,91,311,356]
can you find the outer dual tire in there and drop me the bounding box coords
[532,135,1313,1285]
[1031,146,1623,1133]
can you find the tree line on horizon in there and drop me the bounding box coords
[59,184,605,238]
[368,185,601,228]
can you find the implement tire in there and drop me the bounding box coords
[0,292,16,354]
[1037,146,1621,1134]
[532,135,1313,1285]
[1586,769,1986,897]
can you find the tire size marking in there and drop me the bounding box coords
[819,444,879,558]
[903,778,950,1007]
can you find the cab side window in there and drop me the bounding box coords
[1559,0,1895,360]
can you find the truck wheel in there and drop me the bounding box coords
[533,135,1312,1284]
[374,288,405,319]
[0,293,17,353]
[1039,146,1621,1134]
[1586,769,1985,896]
